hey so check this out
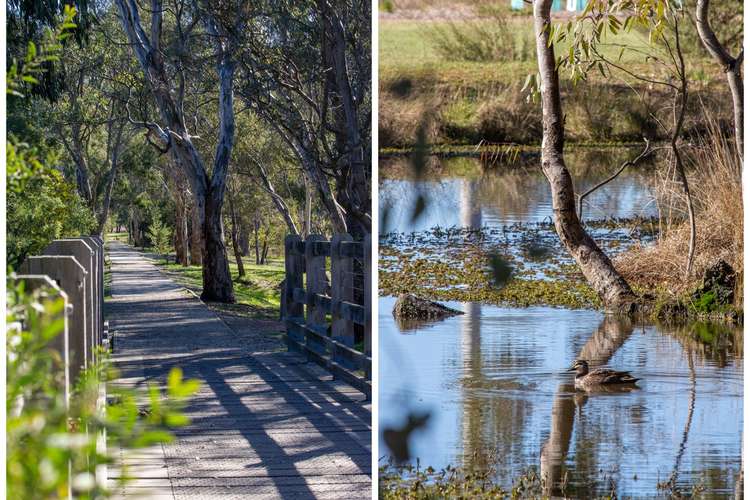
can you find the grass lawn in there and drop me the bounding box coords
[105,232,129,243]
[380,17,716,91]
[379,17,727,148]
[161,257,285,317]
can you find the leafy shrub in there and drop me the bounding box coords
[428,6,535,62]
[7,278,199,498]
[7,140,96,270]
[146,216,173,258]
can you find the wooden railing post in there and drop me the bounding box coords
[283,235,304,352]
[364,233,372,382]
[331,234,356,370]
[305,235,328,361]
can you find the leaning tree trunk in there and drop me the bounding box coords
[696,0,743,161]
[533,0,637,312]
[174,192,189,266]
[190,202,204,266]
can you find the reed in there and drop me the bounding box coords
[616,108,743,306]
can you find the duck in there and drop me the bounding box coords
[567,359,640,391]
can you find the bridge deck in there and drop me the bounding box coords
[105,242,371,499]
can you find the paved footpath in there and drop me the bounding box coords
[105,242,371,499]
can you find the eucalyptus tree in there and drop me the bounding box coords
[532,0,638,311]
[49,12,140,236]
[695,0,743,160]
[114,0,248,302]
[235,0,371,239]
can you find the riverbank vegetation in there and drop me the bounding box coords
[379,1,739,149]
[379,0,743,322]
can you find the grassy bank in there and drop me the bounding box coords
[159,258,285,319]
[379,17,733,149]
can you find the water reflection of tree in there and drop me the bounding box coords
[540,315,635,497]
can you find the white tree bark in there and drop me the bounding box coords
[696,0,743,161]
[115,0,236,302]
[533,0,637,311]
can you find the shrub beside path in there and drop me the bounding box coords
[105,242,371,499]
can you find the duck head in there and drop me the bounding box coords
[567,359,589,376]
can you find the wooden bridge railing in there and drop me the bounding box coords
[282,233,372,398]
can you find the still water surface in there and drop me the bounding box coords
[380,154,657,233]
[379,156,743,497]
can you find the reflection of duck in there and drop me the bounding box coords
[568,359,640,390]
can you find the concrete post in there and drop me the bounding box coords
[19,256,88,383]
[82,236,104,347]
[12,275,71,406]
[43,239,98,362]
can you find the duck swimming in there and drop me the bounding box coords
[568,359,640,390]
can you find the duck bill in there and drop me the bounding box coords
[566,366,577,372]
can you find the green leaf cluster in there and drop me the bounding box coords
[7,5,77,98]
[6,140,96,270]
[7,278,200,498]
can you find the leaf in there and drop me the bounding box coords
[27,42,37,61]
[521,74,533,92]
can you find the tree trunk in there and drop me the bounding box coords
[254,219,261,265]
[174,193,189,266]
[96,152,120,236]
[260,228,269,265]
[201,185,235,302]
[696,0,743,161]
[239,222,250,256]
[533,0,636,312]
[228,190,245,278]
[190,200,204,266]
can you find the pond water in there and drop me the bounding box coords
[379,153,658,234]
[379,299,743,497]
[378,154,743,497]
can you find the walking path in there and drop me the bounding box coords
[105,242,371,499]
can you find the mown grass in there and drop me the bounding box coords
[161,258,285,317]
[105,231,129,243]
[379,17,732,148]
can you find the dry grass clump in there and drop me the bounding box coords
[616,110,742,304]
[475,86,542,144]
[379,93,443,148]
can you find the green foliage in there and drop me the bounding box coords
[7,140,96,270]
[7,5,77,98]
[7,278,200,498]
[554,0,688,85]
[379,461,547,499]
[146,215,173,258]
[380,0,395,13]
